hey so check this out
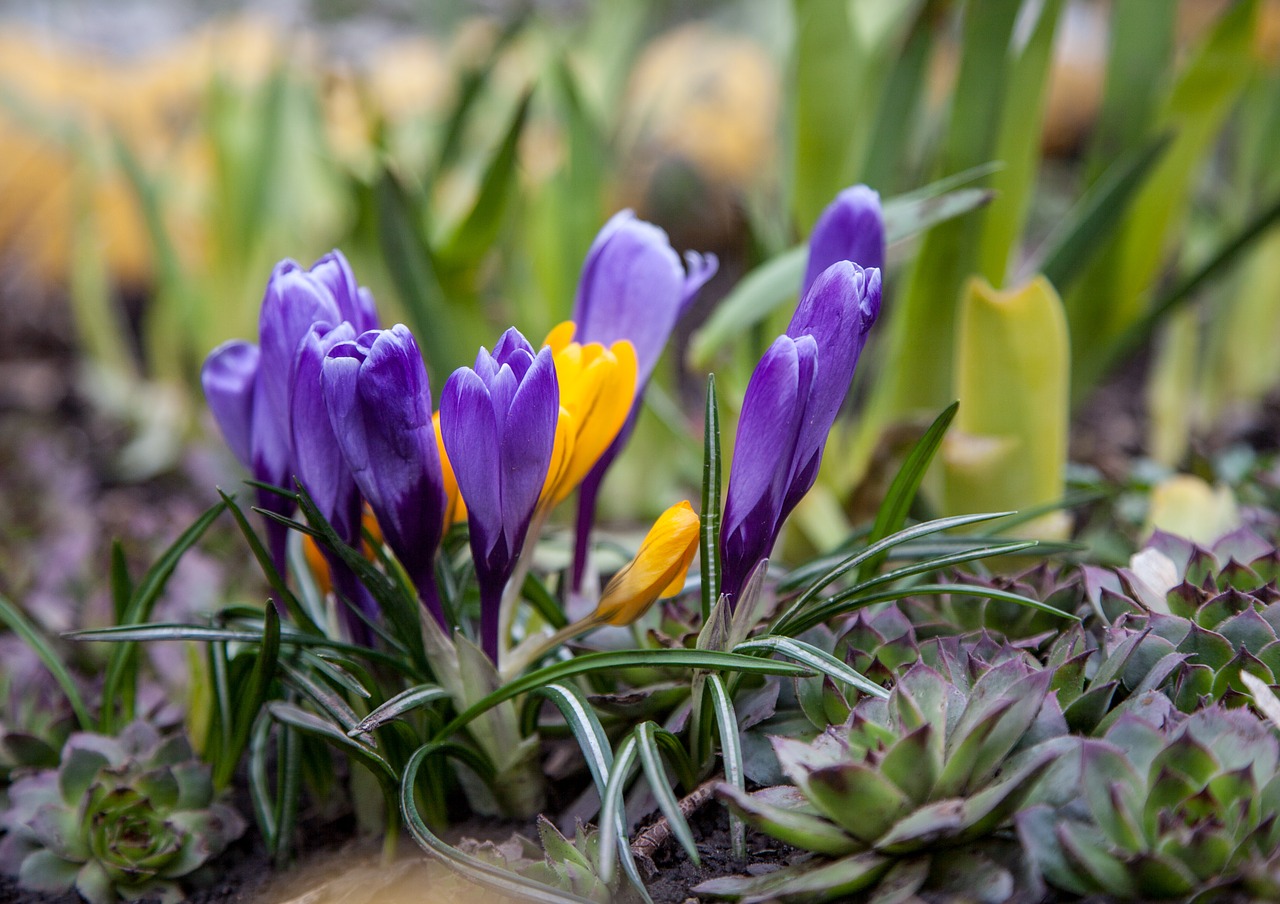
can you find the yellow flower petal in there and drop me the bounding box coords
[592,501,700,626]
[434,411,467,526]
[539,324,639,508]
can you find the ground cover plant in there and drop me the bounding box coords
[3,1,1280,903]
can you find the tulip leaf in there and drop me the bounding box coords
[856,401,958,583]
[687,185,994,367]
[700,374,723,622]
[100,499,226,733]
[0,595,92,732]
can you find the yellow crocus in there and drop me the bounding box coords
[539,322,638,508]
[592,501,700,626]
[433,410,467,527]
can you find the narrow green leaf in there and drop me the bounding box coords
[535,683,614,799]
[218,489,319,633]
[597,735,640,887]
[436,649,811,744]
[856,402,958,583]
[635,723,699,866]
[101,499,226,731]
[1036,135,1171,291]
[272,722,301,867]
[215,602,282,789]
[704,674,746,857]
[355,684,452,734]
[773,511,1012,634]
[439,89,534,263]
[109,541,131,625]
[686,187,995,367]
[248,713,278,850]
[700,374,722,623]
[735,636,887,699]
[400,743,596,904]
[0,595,92,731]
[522,572,568,630]
[267,702,395,781]
[281,661,361,734]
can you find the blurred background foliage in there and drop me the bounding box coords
[2,0,1280,560]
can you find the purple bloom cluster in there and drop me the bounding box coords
[720,187,884,603]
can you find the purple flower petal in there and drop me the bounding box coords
[201,340,259,470]
[801,185,884,298]
[291,322,361,543]
[498,346,558,547]
[441,367,502,559]
[310,249,379,332]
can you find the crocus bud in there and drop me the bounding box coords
[441,328,560,659]
[801,185,884,298]
[323,325,449,623]
[592,501,700,626]
[720,262,882,604]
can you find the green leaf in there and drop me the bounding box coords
[438,89,534,264]
[700,374,722,623]
[218,489,319,633]
[1036,135,1171,292]
[0,595,92,731]
[705,674,746,857]
[716,783,857,857]
[856,402,958,583]
[534,683,614,799]
[522,573,568,631]
[734,636,887,699]
[214,602,281,789]
[100,499,226,731]
[268,702,395,782]
[435,649,811,744]
[108,541,131,625]
[772,511,1013,634]
[635,722,699,866]
[686,186,995,367]
[400,743,597,904]
[693,850,891,901]
[355,684,452,734]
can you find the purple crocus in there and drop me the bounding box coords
[801,185,884,298]
[570,211,718,592]
[322,325,448,625]
[720,262,882,603]
[202,251,379,571]
[440,328,559,659]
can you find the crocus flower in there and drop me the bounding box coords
[720,261,882,603]
[202,250,380,570]
[322,325,449,624]
[569,212,717,590]
[801,185,884,298]
[540,322,638,509]
[440,328,559,659]
[590,501,700,627]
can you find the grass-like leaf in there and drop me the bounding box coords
[400,743,598,904]
[772,511,1013,634]
[355,684,452,734]
[100,499,226,732]
[535,683,614,799]
[436,649,811,742]
[267,702,396,783]
[219,489,319,633]
[700,374,722,623]
[0,595,92,731]
[704,674,746,857]
[214,602,281,789]
[523,572,568,630]
[734,636,888,700]
[856,402,958,584]
[635,722,699,866]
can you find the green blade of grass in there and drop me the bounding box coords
[0,595,92,731]
[700,375,722,622]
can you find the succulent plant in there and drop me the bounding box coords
[697,658,1071,902]
[0,722,246,904]
[457,816,614,903]
[1019,702,1280,900]
[1082,527,1280,713]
